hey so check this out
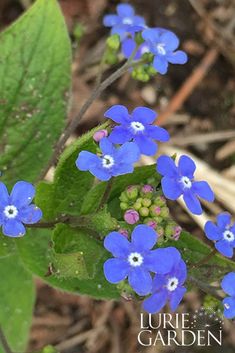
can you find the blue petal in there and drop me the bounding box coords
[134,135,157,156]
[2,219,26,237]
[204,221,221,241]
[117,4,135,17]
[122,38,138,59]
[161,31,179,51]
[99,137,115,155]
[145,126,170,142]
[167,50,188,64]
[192,181,214,202]
[89,164,111,181]
[128,267,152,295]
[116,142,140,163]
[143,290,168,314]
[112,163,134,177]
[104,232,131,258]
[104,105,130,124]
[132,107,156,124]
[19,204,42,224]
[223,297,235,319]
[169,287,186,311]
[76,151,99,171]
[145,247,181,274]
[131,224,157,252]
[217,213,231,229]
[0,182,9,207]
[157,155,178,177]
[152,274,166,291]
[103,258,129,283]
[178,155,196,178]
[132,16,145,26]
[221,272,235,296]
[215,240,233,258]
[10,181,35,208]
[108,126,132,144]
[173,259,187,285]
[153,56,168,74]
[142,28,160,43]
[111,25,128,41]
[103,14,120,27]
[161,176,182,200]
[183,192,202,215]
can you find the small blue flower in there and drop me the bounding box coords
[0,181,42,237]
[142,27,188,74]
[157,155,214,215]
[104,105,169,156]
[143,258,187,313]
[103,4,146,41]
[103,224,181,296]
[122,37,150,60]
[221,272,235,319]
[205,213,235,258]
[76,137,140,181]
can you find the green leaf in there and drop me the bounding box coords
[0,255,35,353]
[0,0,71,184]
[0,234,15,258]
[81,163,160,214]
[36,123,109,220]
[165,231,235,283]
[16,228,119,299]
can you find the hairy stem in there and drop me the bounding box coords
[189,248,217,269]
[97,178,114,211]
[0,326,13,353]
[188,276,223,301]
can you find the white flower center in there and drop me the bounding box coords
[4,205,18,219]
[140,45,150,55]
[123,17,133,25]
[223,230,234,242]
[130,121,145,133]
[102,155,114,169]
[128,252,143,267]
[166,277,179,292]
[180,176,192,189]
[157,43,166,55]
[224,303,230,310]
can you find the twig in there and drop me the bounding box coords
[156,48,218,126]
[0,326,13,353]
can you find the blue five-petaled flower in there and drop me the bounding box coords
[103,224,181,296]
[105,105,169,156]
[0,181,42,237]
[143,258,187,313]
[221,272,235,319]
[142,27,188,74]
[76,137,140,181]
[205,213,235,258]
[157,155,214,215]
[103,4,146,41]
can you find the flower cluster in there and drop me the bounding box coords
[104,224,187,312]
[0,181,42,237]
[103,3,188,78]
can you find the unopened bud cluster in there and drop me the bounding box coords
[120,184,182,242]
[104,34,121,65]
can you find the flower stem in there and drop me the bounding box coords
[97,178,114,211]
[188,276,223,301]
[0,326,13,353]
[190,248,217,269]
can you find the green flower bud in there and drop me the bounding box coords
[120,202,129,211]
[165,224,174,238]
[106,34,120,51]
[160,206,170,218]
[104,51,118,65]
[133,201,142,211]
[140,184,154,198]
[153,216,163,224]
[154,195,166,207]
[150,205,161,217]
[73,24,85,42]
[135,32,144,45]
[119,192,129,203]
[126,185,139,200]
[156,226,164,237]
[142,198,151,207]
[139,207,149,217]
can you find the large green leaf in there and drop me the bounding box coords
[0,233,15,258]
[0,255,35,353]
[0,0,71,184]
[16,228,119,299]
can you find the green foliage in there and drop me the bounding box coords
[0,234,15,258]
[0,0,72,185]
[0,255,35,353]
[36,123,109,220]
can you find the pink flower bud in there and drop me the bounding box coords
[93,129,108,142]
[124,209,139,225]
[146,220,157,229]
[142,185,154,194]
[172,226,182,240]
[119,228,129,238]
